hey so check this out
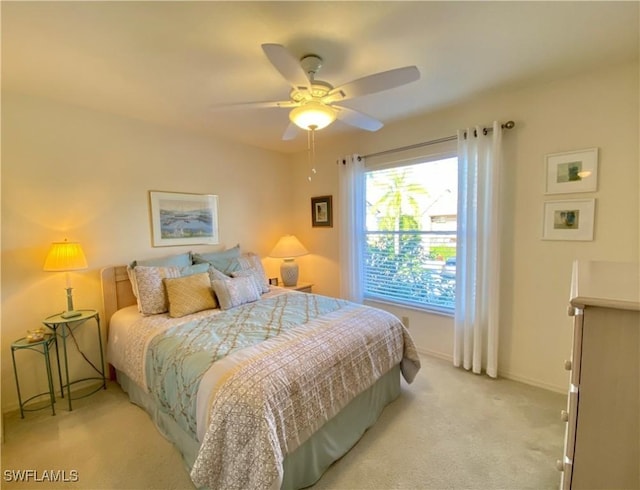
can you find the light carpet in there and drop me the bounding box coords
[1,354,565,489]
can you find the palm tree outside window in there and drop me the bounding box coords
[364,157,458,313]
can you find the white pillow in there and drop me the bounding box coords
[211,276,261,310]
[236,252,270,293]
[231,268,268,294]
[134,266,181,315]
[126,252,192,298]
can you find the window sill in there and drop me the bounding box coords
[364,297,454,318]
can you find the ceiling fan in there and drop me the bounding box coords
[216,44,421,141]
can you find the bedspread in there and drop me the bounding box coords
[145,293,349,435]
[191,300,420,490]
[116,290,420,490]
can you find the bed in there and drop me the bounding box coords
[101,251,420,490]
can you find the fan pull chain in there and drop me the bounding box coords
[307,125,318,182]
[307,129,311,181]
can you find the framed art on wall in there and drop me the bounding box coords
[311,195,333,227]
[149,191,219,247]
[545,148,598,194]
[542,198,595,241]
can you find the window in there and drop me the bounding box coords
[364,156,457,313]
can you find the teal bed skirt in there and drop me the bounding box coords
[116,364,401,489]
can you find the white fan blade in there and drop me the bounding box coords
[262,44,310,91]
[211,100,298,111]
[324,66,420,103]
[334,106,384,132]
[282,122,299,141]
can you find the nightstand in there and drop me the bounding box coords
[284,282,313,293]
[42,309,106,411]
[11,335,57,417]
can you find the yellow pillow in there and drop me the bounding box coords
[163,272,217,318]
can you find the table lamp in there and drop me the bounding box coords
[43,239,88,318]
[269,235,309,287]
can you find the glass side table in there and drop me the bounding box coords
[42,309,106,411]
[11,334,57,417]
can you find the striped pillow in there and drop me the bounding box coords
[211,276,261,310]
[236,253,270,293]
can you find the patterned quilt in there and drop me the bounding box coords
[118,290,421,490]
[145,293,348,435]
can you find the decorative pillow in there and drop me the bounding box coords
[179,263,211,275]
[132,252,192,268]
[133,263,210,315]
[236,253,270,293]
[193,245,242,275]
[134,266,181,315]
[211,276,261,310]
[232,267,268,294]
[164,273,217,318]
[208,266,230,282]
[127,252,192,298]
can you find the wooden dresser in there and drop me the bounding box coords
[558,260,639,489]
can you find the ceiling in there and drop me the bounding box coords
[2,1,638,153]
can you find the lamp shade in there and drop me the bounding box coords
[269,235,309,259]
[289,101,336,131]
[43,240,88,271]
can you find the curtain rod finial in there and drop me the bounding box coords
[503,120,515,129]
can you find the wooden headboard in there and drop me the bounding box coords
[100,266,136,330]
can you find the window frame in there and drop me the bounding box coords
[362,147,458,316]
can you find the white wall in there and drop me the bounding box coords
[2,60,636,415]
[1,92,293,411]
[290,61,639,392]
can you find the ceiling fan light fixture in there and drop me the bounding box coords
[289,101,336,131]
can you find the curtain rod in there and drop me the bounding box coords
[361,120,515,160]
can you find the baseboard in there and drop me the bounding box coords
[416,348,452,363]
[498,371,566,394]
[2,405,20,417]
[416,349,565,394]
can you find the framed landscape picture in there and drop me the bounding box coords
[542,198,595,241]
[311,195,333,227]
[545,148,598,194]
[149,191,219,247]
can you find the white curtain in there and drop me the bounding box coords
[454,122,503,378]
[338,154,365,303]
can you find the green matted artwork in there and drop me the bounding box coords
[542,198,595,241]
[545,148,598,194]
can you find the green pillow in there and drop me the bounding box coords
[193,244,241,275]
[130,252,192,268]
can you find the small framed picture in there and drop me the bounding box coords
[542,198,595,241]
[311,195,333,228]
[545,148,598,194]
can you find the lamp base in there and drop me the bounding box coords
[280,259,299,287]
[62,287,81,318]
